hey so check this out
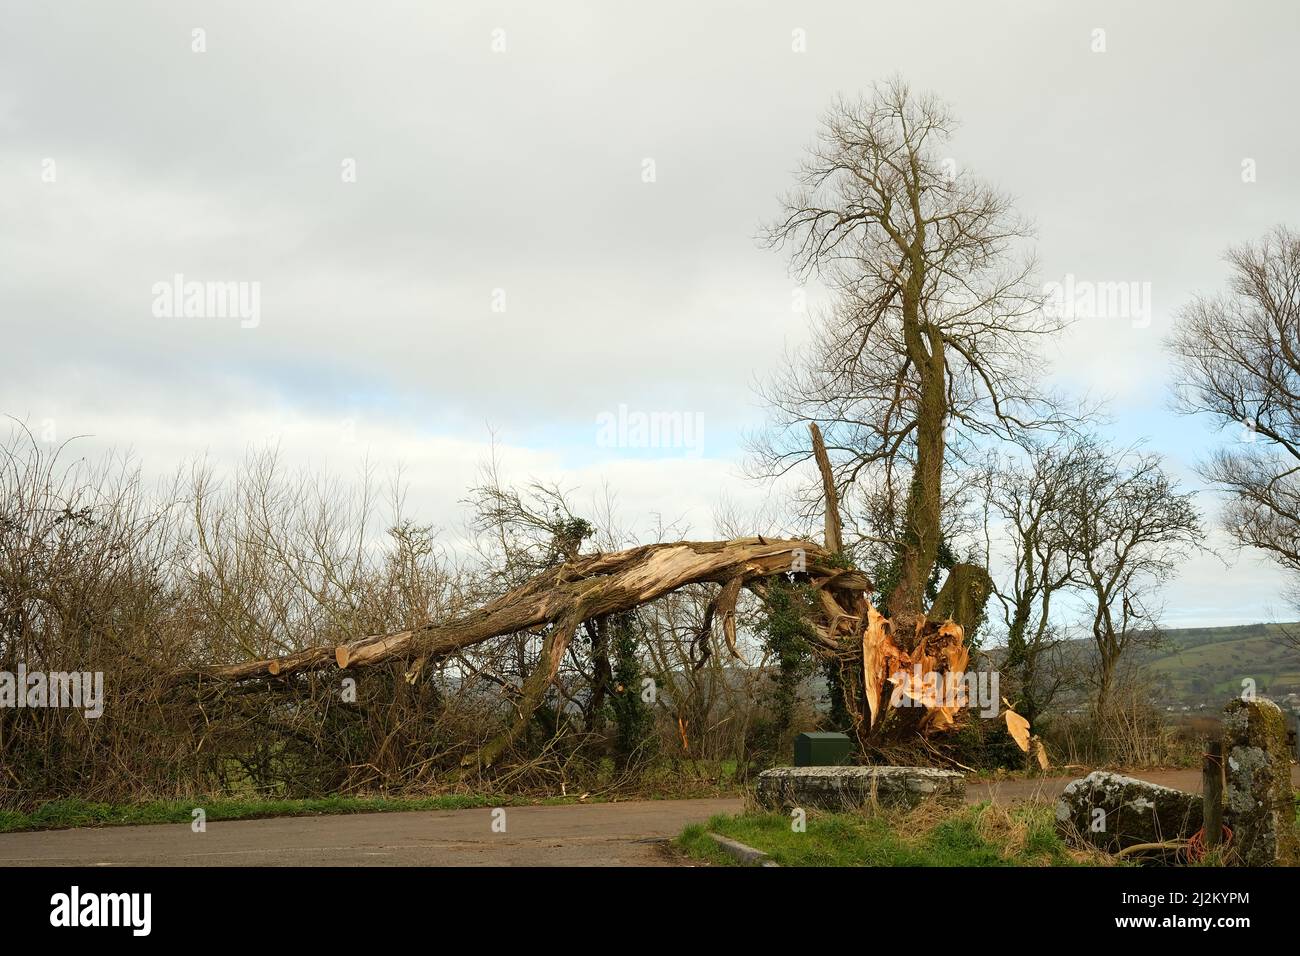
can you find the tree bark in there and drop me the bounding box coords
[892,327,947,635]
[926,562,993,636]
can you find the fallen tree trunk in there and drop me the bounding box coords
[184,537,868,685]
[180,536,875,768]
[180,424,1012,768]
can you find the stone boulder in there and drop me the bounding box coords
[756,765,965,811]
[1055,770,1202,852]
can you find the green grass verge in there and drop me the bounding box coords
[0,793,574,834]
[678,802,1084,867]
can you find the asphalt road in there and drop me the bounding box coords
[3,767,1296,866]
[0,797,742,867]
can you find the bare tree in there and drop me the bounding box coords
[463,444,594,586]
[1169,225,1300,644]
[751,76,1066,634]
[986,439,1083,723]
[1056,442,1204,714]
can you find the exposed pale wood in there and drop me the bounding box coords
[809,423,843,555]
[715,575,745,659]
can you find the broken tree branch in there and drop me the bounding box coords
[183,538,867,684]
[809,422,843,555]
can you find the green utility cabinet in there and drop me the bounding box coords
[794,731,853,766]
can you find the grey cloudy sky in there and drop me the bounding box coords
[2,0,1298,626]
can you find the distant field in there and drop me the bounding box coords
[989,622,1300,711]
[1145,623,1300,704]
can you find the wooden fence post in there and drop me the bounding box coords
[1202,738,1224,850]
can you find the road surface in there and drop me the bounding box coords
[0,797,739,867]
[2,767,1295,866]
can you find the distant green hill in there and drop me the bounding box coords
[981,622,1300,710]
[1145,622,1300,705]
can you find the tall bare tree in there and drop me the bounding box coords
[1055,442,1204,714]
[1169,225,1300,640]
[751,77,1065,635]
[986,438,1083,723]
